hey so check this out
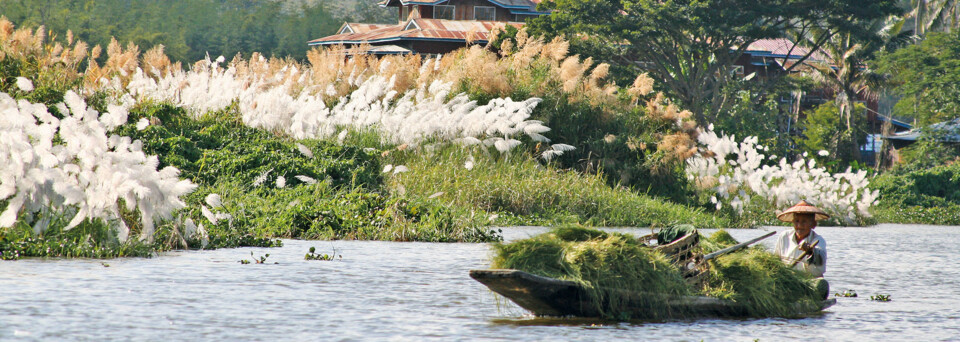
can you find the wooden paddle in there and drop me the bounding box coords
[702,231,777,262]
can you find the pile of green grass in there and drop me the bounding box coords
[491,225,691,319]
[490,227,823,319]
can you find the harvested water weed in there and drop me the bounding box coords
[871,294,891,302]
[491,225,824,319]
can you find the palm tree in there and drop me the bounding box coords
[799,16,915,161]
[906,0,960,35]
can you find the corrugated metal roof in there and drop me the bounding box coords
[745,38,828,61]
[309,19,524,45]
[379,0,540,10]
[342,23,393,34]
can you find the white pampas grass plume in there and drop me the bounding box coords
[296,143,314,158]
[276,176,286,188]
[428,191,444,199]
[460,137,482,146]
[818,150,829,157]
[197,223,209,248]
[393,165,409,174]
[201,205,217,225]
[295,175,317,184]
[253,168,272,186]
[337,130,348,144]
[383,164,394,173]
[541,150,563,161]
[215,55,225,64]
[551,144,576,152]
[136,118,150,130]
[184,218,197,238]
[205,193,222,208]
[15,77,34,92]
[494,139,521,153]
[464,156,475,170]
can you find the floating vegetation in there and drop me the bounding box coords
[305,246,341,261]
[239,251,274,264]
[835,290,858,297]
[870,294,891,302]
[491,226,823,319]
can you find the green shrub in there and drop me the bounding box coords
[113,103,383,189]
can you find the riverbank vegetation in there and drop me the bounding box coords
[3,0,960,258]
[0,17,724,258]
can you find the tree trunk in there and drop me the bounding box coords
[843,88,860,163]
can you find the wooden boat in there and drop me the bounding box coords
[470,269,836,319]
[471,231,837,319]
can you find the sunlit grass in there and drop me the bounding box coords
[389,147,728,228]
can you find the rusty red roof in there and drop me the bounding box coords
[339,23,394,35]
[379,0,541,10]
[308,19,524,46]
[745,38,828,61]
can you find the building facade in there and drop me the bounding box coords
[308,0,546,55]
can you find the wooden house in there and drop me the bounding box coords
[308,0,546,55]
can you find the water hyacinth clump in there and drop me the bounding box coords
[687,128,879,225]
[0,91,196,242]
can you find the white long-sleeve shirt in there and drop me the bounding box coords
[773,229,827,278]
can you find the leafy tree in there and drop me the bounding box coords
[874,32,960,126]
[795,102,868,167]
[527,0,901,125]
[905,0,960,35]
[0,0,341,63]
[799,16,915,162]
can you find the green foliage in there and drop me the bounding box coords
[871,162,960,207]
[704,247,822,316]
[0,0,341,63]
[389,147,728,228]
[491,225,690,319]
[114,102,383,189]
[305,246,341,261]
[528,0,901,123]
[873,32,960,125]
[795,102,869,168]
[189,180,499,243]
[870,162,960,224]
[898,134,960,170]
[0,215,154,259]
[492,226,823,319]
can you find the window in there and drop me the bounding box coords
[435,5,455,20]
[474,6,495,21]
[402,5,411,20]
[731,65,744,76]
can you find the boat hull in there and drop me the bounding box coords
[470,269,836,319]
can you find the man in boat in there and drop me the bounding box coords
[774,200,829,299]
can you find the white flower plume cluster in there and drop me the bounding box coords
[686,129,879,224]
[116,57,559,156]
[0,91,197,241]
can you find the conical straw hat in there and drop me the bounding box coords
[776,200,830,222]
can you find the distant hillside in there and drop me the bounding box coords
[287,0,395,24]
[0,0,394,63]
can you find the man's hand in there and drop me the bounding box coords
[799,242,813,254]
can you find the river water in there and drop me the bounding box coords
[1,224,958,341]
